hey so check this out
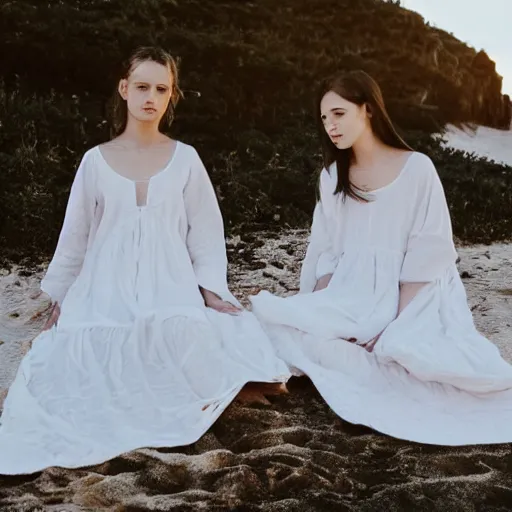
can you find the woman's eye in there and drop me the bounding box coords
[137,85,147,90]
[335,112,344,117]
[157,87,167,93]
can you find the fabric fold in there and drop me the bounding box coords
[252,151,512,446]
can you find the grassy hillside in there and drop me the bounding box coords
[1,0,511,264]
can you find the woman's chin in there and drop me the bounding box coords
[334,140,350,150]
[135,115,162,125]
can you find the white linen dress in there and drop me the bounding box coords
[251,152,512,446]
[0,141,290,475]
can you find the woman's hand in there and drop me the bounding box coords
[201,288,242,315]
[313,273,333,292]
[205,296,242,315]
[42,302,61,331]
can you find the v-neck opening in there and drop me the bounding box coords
[96,141,180,184]
[96,141,180,209]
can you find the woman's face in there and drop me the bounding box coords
[320,91,370,149]
[119,60,174,125]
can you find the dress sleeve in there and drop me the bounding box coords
[399,154,458,283]
[184,148,238,304]
[40,151,96,304]
[299,167,339,293]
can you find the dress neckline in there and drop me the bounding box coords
[363,151,416,194]
[95,141,181,183]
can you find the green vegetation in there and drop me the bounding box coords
[1,0,511,264]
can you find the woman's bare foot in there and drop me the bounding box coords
[235,382,289,405]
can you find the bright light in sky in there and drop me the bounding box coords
[400,0,512,95]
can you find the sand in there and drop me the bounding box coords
[0,234,511,511]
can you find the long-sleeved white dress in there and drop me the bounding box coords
[0,141,289,475]
[251,152,512,446]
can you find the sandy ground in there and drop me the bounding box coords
[0,234,511,511]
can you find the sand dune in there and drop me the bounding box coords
[442,124,512,167]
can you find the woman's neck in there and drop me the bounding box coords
[351,130,387,169]
[120,118,165,148]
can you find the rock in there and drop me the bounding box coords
[247,261,267,270]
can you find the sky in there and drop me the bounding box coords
[400,0,512,95]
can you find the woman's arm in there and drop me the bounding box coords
[366,155,457,352]
[184,148,241,313]
[301,168,339,293]
[40,152,96,327]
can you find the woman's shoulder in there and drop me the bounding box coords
[176,140,199,159]
[399,151,447,203]
[94,139,120,157]
[75,145,100,170]
[409,150,433,163]
[408,151,437,171]
[404,151,439,184]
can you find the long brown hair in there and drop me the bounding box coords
[109,46,183,138]
[315,70,412,201]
